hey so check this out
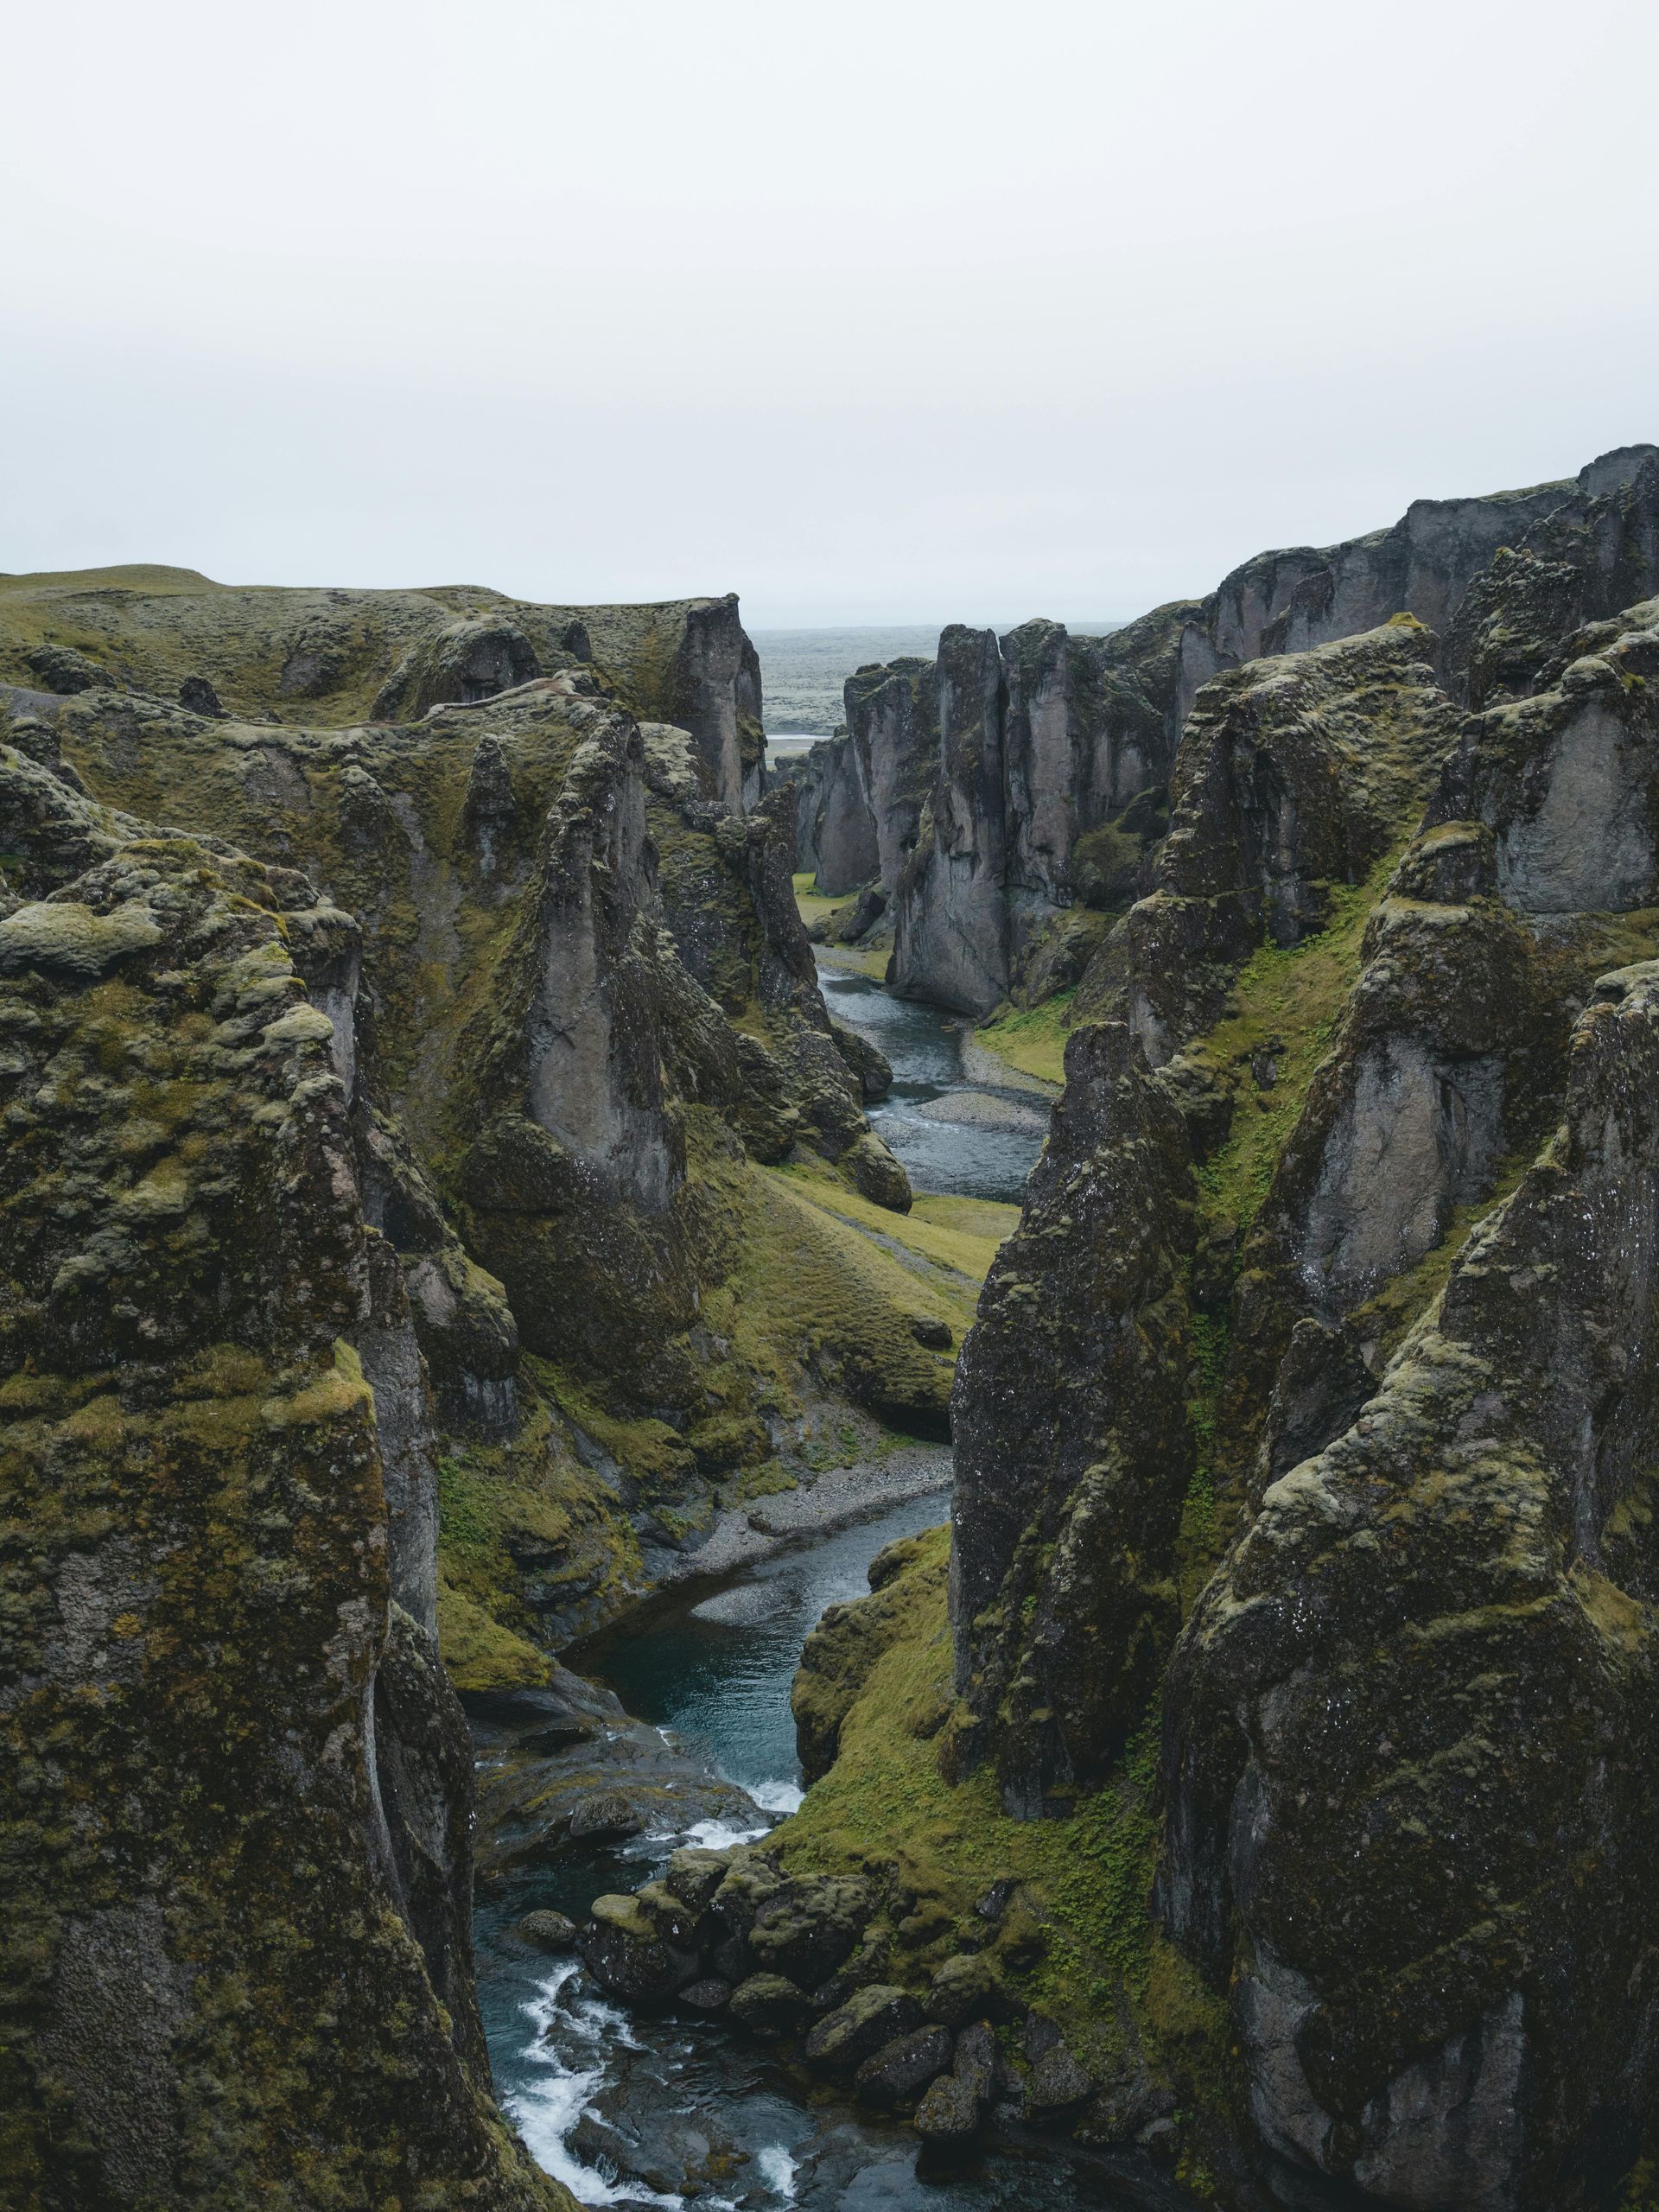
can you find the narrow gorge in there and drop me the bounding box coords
[6,437,1659,2212]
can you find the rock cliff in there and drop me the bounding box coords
[935,565,1659,2200]
[0,744,568,2209]
[724,466,1659,2208]
[0,569,957,2205]
[802,444,1659,1018]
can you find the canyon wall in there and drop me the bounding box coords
[942,550,1659,2203]
[797,444,1659,1015]
[0,570,952,2206]
[708,456,1659,2207]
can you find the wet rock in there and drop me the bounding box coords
[567,1790,646,1844]
[631,1878,707,1949]
[579,1894,697,2005]
[914,2069,982,2143]
[664,1846,730,1915]
[854,2024,954,2107]
[517,1909,579,1951]
[727,1973,810,2033]
[676,1977,733,2013]
[803,1985,924,2075]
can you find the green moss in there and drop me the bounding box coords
[1191,851,1404,1236]
[777,1530,1222,2098]
[975,991,1075,1084]
[436,1580,552,1692]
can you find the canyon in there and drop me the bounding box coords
[7,436,1659,2212]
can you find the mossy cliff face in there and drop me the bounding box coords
[922,575,1659,2208]
[0,747,566,2209]
[797,656,938,898]
[1166,961,1659,2211]
[0,566,761,807]
[946,1020,1195,1817]
[16,643,944,1674]
[806,444,1657,1020]
[728,557,1659,2196]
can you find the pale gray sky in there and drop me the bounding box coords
[4,0,1656,626]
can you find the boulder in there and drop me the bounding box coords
[727,1974,810,2033]
[854,2024,954,2108]
[664,1846,731,1916]
[744,1872,874,1991]
[677,1978,733,2014]
[804,1985,924,2075]
[1025,2041,1094,2114]
[516,1909,578,1952]
[579,1894,697,2005]
[914,2069,982,2144]
[566,1789,645,1844]
[923,1951,1006,2028]
[178,673,223,715]
[952,2020,996,2103]
[840,1129,912,1214]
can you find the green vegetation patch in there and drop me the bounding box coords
[975,990,1076,1084]
[1189,852,1403,1236]
[776,1529,1230,2118]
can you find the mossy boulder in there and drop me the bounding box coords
[803,1985,925,2075]
[580,1895,697,2005]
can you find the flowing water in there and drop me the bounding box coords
[474,977,1188,2208]
[815,965,1049,1205]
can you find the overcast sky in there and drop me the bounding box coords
[4,0,1656,626]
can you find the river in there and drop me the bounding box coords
[472,975,1188,2209]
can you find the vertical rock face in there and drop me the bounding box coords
[0,749,563,2209]
[820,446,1658,1014]
[1164,960,1659,2212]
[892,627,1011,1014]
[938,552,1659,2208]
[947,623,1458,1808]
[842,656,939,892]
[798,728,881,893]
[947,1020,1195,1815]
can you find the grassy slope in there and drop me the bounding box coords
[775,1529,1230,2189]
[972,991,1075,1084]
[793,873,889,978]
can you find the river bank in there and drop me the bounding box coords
[470,968,1145,2207]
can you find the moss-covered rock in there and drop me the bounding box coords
[0,750,565,2209]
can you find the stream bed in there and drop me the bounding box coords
[814,964,1051,1205]
[474,976,1188,2207]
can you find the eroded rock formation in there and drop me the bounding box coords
[798,444,1659,1017]
[742,460,1659,2209]
[0,568,953,2207]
